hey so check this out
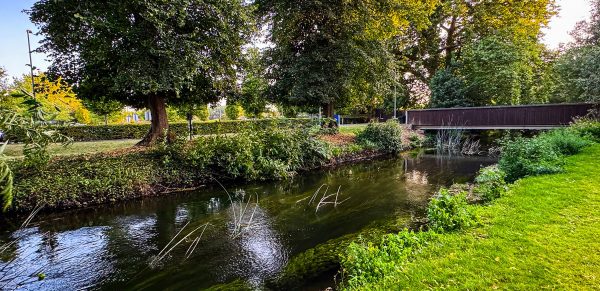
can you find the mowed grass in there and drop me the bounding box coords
[3,139,139,158]
[355,145,600,290]
[339,124,367,135]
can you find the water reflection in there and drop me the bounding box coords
[0,227,112,290]
[0,154,494,290]
[226,204,288,287]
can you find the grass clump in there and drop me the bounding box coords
[340,231,437,290]
[538,128,592,155]
[356,121,405,153]
[427,188,475,233]
[473,165,508,203]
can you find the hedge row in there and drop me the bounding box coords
[6,118,315,142]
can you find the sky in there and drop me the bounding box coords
[0,0,595,79]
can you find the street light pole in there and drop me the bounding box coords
[26,29,36,99]
[393,69,397,119]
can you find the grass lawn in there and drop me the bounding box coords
[339,124,367,135]
[3,139,139,158]
[355,144,600,290]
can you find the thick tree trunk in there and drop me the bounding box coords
[322,102,335,118]
[104,114,108,126]
[137,94,169,146]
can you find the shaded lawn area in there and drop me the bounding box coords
[3,139,139,158]
[339,124,367,135]
[359,145,600,290]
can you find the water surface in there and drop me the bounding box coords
[0,154,494,290]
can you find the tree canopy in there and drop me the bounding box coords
[552,0,600,103]
[257,0,438,116]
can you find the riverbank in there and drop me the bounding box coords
[343,144,600,289]
[4,127,412,214]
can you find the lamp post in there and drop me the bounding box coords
[393,69,397,119]
[26,29,36,99]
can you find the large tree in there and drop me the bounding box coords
[238,48,269,118]
[29,0,251,145]
[552,0,600,103]
[257,0,437,117]
[397,0,556,105]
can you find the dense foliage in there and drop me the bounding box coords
[429,67,471,108]
[238,48,269,118]
[258,0,438,116]
[7,74,93,124]
[499,122,596,182]
[356,121,406,153]
[224,103,245,120]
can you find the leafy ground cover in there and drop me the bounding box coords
[343,144,600,289]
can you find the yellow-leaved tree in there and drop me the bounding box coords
[10,73,93,124]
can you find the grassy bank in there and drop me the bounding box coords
[4,122,421,213]
[4,139,138,158]
[343,144,600,289]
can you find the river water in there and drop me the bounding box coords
[0,154,494,290]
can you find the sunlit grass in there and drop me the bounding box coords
[338,124,368,135]
[3,139,138,158]
[350,145,600,290]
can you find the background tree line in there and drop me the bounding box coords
[18,0,600,145]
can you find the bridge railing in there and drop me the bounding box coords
[406,103,597,129]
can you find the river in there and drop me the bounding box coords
[0,154,494,290]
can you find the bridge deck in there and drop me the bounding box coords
[406,103,596,130]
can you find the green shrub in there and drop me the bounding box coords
[341,230,437,289]
[473,165,508,203]
[356,120,405,153]
[499,136,563,183]
[180,127,332,180]
[570,119,600,142]
[427,188,475,233]
[225,103,244,120]
[408,132,425,149]
[538,128,592,155]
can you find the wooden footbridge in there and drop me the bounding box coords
[406,103,597,130]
